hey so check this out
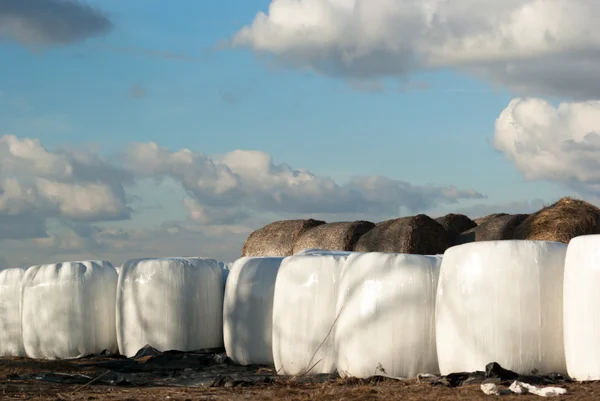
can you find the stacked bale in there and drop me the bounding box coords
[435,213,476,245]
[473,213,508,226]
[514,197,600,243]
[242,219,326,257]
[355,214,450,255]
[292,221,374,254]
[456,214,528,244]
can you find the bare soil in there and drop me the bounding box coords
[2,357,600,401]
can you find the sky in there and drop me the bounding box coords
[1,0,599,267]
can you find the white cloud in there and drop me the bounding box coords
[0,134,486,267]
[126,142,485,217]
[0,134,131,236]
[494,98,600,196]
[233,0,600,98]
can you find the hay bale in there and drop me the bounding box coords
[455,214,528,245]
[354,214,450,255]
[473,213,508,226]
[242,219,326,257]
[514,197,600,243]
[292,221,375,254]
[435,213,476,236]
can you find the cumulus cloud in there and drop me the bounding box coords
[0,133,488,266]
[0,135,131,239]
[494,98,600,196]
[125,142,485,218]
[0,0,112,47]
[233,0,600,98]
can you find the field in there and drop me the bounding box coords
[2,354,600,401]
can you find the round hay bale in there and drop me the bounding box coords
[242,219,326,257]
[292,221,375,254]
[455,214,528,245]
[435,213,476,236]
[354,214,450,255]
[473,213,508,226]
[514,197,600,243]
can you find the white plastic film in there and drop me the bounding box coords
[223,256,284,366]
[295,248,355,256]
[0,267,26,356]
[335,252,442,378]
[21,261,118,359]
[116,257,223,357]
[436,240,567,375]
[272,254,349,375]
[564,235,600,381]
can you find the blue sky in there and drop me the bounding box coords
[0,0,597,266]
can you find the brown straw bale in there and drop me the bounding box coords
[435,213,477,237]
[242,219,326,257]
[455,214,528,245]
[292,221,375,254]
[514,197,600,243]
[473,213,508,226]
[354,214,450,255]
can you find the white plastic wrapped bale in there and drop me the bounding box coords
[564,235,600,381]
[436,241,567,375]
[223,257,284,366]
[21,261,118,359]
[0,267,26,356]
[335,253,442,378]
[117,257,223,357]
[272,254,349,375]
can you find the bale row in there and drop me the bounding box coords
[241,197,600,256]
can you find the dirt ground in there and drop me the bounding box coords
[2,357,600,401]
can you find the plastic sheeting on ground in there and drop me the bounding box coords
[223,256,284,366]
[116,257,224,357]
[0,267,26,356]
[335,253,442,378]
[21,261,118,359]
[436,240,568,375]
[272,254,349,375]
[564,235,600,381]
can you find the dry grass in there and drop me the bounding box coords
[514,197,600,243]
[292,221,375,254]
[2,357,600,400]
[4,375,600,401]
[355,214,450,255]
[241,219,326,257]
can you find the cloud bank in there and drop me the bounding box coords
[0,134,484,266]
[233,0,600,99]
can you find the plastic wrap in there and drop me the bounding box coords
[21,261,118,359]
[436,241,567,375]
[0,267,26,356]
[295,248,356,256]
[223,256,284,365]
[564,235,600,381]
[116,257,223,357]
[272,254,349,375]
[335,252,442,378]
[218,261,231,291]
